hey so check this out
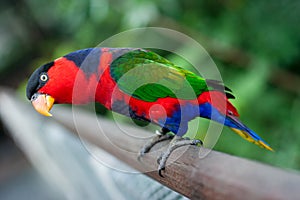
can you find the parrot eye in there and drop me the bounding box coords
[40,73,48,82]
[228,110,233,115]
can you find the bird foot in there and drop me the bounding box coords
[157,136,203,177]
[138,130,174,161]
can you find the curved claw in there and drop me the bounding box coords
[158,167,165,177]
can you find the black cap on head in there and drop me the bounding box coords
[26,61,54,100]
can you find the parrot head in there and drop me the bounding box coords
[26,57,91,116]
[26,61,56,117]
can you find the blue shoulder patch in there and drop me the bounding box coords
[64,48,101,77]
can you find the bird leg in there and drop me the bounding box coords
[157,135,202,177]
[138,128,174,159]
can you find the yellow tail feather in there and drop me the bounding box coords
[230,128,274,151]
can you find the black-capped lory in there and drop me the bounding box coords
[26,48,273,176]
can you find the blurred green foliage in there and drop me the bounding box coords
[1,0,299,171]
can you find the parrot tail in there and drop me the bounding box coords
[226,116,274,151]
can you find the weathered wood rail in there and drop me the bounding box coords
[1,89,300,200]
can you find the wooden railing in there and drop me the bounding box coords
[1,89,300,200]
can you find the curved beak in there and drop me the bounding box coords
[31,93,55,117]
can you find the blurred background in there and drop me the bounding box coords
[0,0,300,199]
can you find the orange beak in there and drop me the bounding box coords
[31,93,55,117]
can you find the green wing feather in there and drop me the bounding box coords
[110,49,211,102]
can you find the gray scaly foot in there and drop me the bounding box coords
[157,135,202,177]
[138,128,174,160]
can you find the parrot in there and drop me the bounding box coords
[26,48,273,176]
